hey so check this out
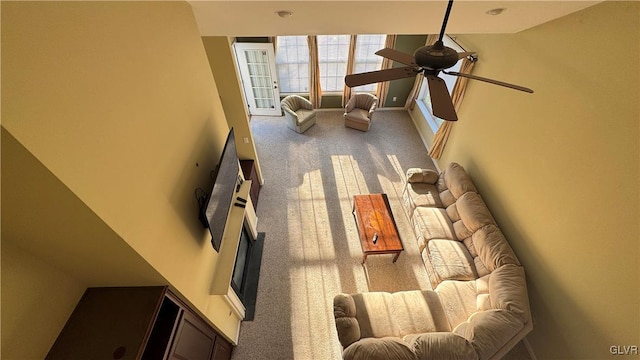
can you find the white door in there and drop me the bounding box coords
[233,43,281,116]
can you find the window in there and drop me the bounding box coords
[275,36,309,93]
[352,34,386,93]
[317,35,350,92]
[417,36,465,131]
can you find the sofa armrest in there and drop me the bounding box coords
[334,294,361,348]
[406,168,439,184]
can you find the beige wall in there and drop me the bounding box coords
[2,129,169,358]
[1,0,243,351]
[1,242,85,360]
[433,2,638,358]
[201,36,263,183]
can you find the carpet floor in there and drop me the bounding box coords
[231,110,532,360]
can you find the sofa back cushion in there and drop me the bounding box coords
[474,225,521,272]
[489,264,531,323]
[437,163,478,207]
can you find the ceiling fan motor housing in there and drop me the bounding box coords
[414,42,460,70]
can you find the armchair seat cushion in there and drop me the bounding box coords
[344,109,370,123]
[296,109,316,125]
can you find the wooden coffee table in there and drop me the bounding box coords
[352,194,404,264]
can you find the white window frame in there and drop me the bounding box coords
[417,36,466,132]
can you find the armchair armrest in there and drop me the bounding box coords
[282,106,298,119]
[345,96,356,113]
[406,168,439,184]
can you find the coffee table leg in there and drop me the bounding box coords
[392,252,401,263]
[362,254,367,264]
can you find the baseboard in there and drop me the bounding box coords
[523,337,538,360]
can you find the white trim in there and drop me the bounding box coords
[523,337,538,360]
[223,287,246,320]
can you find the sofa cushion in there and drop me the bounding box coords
[454,310,525,360]
[390,290,451,336]
[403,332,478,360]
[403,183,444,213]
[446,203,461,222]
[343,337,416,360]
[442,163,478,199]
[426,240,478,282]
[474,225,520,272]
[351,292,401,338]
[435,280,478,328]
[412,207,456,250]
[489,265,530,323]
[453,192,496,240]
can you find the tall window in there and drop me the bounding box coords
[317,35,350,92]
[275,36,309,93]
[417,36,465,130]
[352,34,386,92]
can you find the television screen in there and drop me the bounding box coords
[205,128,239,252]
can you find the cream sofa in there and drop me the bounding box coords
[333,163,532,360]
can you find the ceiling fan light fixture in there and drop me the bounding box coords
[275,10,293,18]
[486,8,506,16]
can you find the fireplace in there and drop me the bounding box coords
[231,223,251,300]
[230,222,263,320]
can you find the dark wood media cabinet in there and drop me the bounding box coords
[46,286,232,360]
[240,159,260,210]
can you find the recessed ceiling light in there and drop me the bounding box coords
[486,8,506,15]
[275,10,293,18]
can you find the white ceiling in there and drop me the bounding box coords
[188,0,602,36]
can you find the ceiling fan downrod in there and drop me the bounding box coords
[438,0,455,42]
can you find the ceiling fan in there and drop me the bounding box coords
[344,0,533,121]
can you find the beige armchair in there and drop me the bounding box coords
[280,95,317,134]
[344,93,378,132]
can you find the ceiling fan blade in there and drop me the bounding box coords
[457,52,475,60]
[345,67,419,87]
[375,48,417,67]
[443,70,534,93]
[427,75,458,121]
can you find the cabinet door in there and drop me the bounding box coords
[167,311,216,360]
[46,287,165,360]
[212,336,233,360]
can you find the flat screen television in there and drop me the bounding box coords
[204,128,239,252]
